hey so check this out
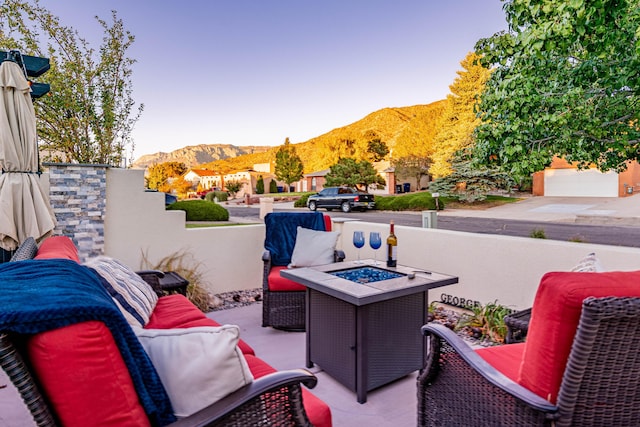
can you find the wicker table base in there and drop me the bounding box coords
[281,259,458,403]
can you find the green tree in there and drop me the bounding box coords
[473,0,640,182]
[225,180,242,198]
[256,175,265,194]
[0,0,143,165]
[325,158,385,191]
[145,162,187,190]
[367,137,389,162]
[274,138,304,192]
[392,156,431,191]
[431,52,492,178]
[429,148,514,203]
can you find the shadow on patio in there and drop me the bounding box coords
[211,303,418,427]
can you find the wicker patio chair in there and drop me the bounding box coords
[262,212,344,331]
[419,295,640,426]
[504,307,532,343]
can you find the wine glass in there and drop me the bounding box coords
[352,231,365,264]
[369,232,382,265]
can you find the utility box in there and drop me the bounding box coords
[422,210,438,229]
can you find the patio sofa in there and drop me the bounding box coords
[0,235,332,427]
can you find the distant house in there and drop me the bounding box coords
[299,169,330,193]
[299,163,396,194]
[183,169,220,190]
[184,166,286,197]
[532,157,640,197]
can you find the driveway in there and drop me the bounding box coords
[436,195,640,226]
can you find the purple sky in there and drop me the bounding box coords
[37,1,508,160]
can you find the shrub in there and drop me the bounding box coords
[529,228,546,239]
[256,175,265,194]
[374,192,444,211]
[269,179,278,193]
[141,249,211,312]
[456,300,512,344]
[204,190,228,202]
[167,200,229,221]
[294,193,313,208]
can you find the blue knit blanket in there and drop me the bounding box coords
[264,212,326,266]
[0,259,176,426]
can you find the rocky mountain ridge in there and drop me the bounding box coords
[132,144,271,169]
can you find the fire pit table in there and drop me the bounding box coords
[280,259,458,403]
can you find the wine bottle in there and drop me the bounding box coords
[386,220,397,267]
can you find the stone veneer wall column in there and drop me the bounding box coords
[44,163,109,262]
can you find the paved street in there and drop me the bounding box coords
[227,194,640,248]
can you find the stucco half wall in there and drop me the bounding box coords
[104,168,264,295]
[333,220,640,311]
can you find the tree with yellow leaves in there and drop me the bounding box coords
[430,52,491,178]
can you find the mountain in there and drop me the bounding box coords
[132,101,446,173]
[201,101,447,173]
[131,144,271,169]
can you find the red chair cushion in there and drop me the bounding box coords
[147,294,255,355]
[519,270,640,403]
[34,236,80,262]
[476,343,525,384]
[323,214,332,231]
[244,354,332,427]
[268,266,306,292]
[28,321,150,427]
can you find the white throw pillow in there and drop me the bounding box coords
[289,226,340,268]
[133,325,254,418]
[571,252,605,272]
[85,256,158,327]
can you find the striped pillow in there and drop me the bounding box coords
[85,256,158,327]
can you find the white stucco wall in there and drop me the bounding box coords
[335,220,640,311]
[104,168,264,294]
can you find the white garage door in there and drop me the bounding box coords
[544,168,618,197]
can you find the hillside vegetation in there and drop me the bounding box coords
[201,101,446,173]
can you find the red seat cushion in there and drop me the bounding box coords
[244,354,332,427]
[519,270,640,403]
[476,343,525,384]
[34,236,80,262]
[268,266,306,292]
[28,321,150,427]
[323,214,332,231]
[147,294,255,355]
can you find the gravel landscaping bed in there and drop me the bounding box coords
[208,288,263,311]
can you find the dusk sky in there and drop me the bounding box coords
[37,1,508,161]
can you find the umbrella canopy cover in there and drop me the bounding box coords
[0,60,56,251]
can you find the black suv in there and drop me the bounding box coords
[307,187,375,213]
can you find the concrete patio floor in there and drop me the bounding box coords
[0,302,419,427]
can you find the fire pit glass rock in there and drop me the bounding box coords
[330,266,404,284]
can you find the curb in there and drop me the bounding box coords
[574,215,640,227]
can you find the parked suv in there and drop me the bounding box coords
[307,187,375,213]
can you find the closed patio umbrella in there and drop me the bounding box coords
[0,59,56,252]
